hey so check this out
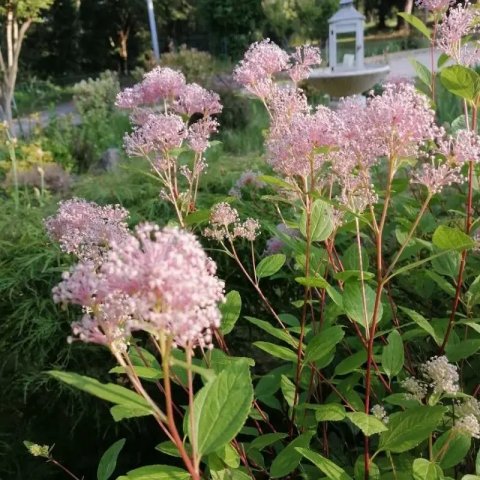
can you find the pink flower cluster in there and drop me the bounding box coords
[264,224,300,255]
[204,203,260,242]
[118,66,222,160]
[437,2,480,66]
[233,39,321,98]
[411,163,464,194]
[124,113,187,157]
[229,170,266,198]
[416,0,454,12]
[438,129,480,164]
[52,220,225,350]
[45,198,130,263]
[117,66,223,217]
[365,83,438,160]
[116,67,186,108]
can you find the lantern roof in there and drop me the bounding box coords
[329,0,364,24]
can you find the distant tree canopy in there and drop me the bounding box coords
[18,0,431,81]
[262,0,338,46]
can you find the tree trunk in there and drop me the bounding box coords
[0,9,32,132]
[398,0,414,31]
[118,28,129,75]
[2,88,13,126]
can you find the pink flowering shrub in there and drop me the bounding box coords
[35,5,480,479]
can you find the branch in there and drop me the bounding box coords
[15,18,33,61]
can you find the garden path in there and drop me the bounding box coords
[10,48,441,138]
[367,47,443,81]
[11,100,79,138]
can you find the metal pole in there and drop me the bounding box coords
[146,0,160,61]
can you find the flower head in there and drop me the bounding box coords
[402,376,428,402]
[116,67,186,108]
[371,404,389,424]
[124,113,187,157]
[288,45,322,83]
[416,0,454,12]
[366,83,437,159]
[174,83,222,117]
[411,163,464,194]
[229,170,265,197]
[233,39,290,98]
[438,129,480,165]
[454,414,480,438]
[45,198,130,263]
[54,223,226,350]
[422,355,459,395]
[187,117,219,153]
[437,2,480,66]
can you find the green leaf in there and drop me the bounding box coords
[128,347,160,370]
[354,456,380,480]
[219,290,242,335]
[397,12,431,39]
[270,432,314,478]
[185,209,210,225]
[120,465,190,479]
[342,244,370,272]
[378,406,445,453]
[109,366,162,380]
[426,270,456,296]
[412,60,433,89]
[48,371,154,418]
[412,458,444,480]
[382,330,404,378]
[155,441,189,458]
[211,443,241,469]
[312,403,346,422]
[253,341,297,362]
[476,447,480,475]
[97,438,125,480]
[245,316,297,348]
[440,65,480,101]
[438,53,450,69]
[346,412,388,436]
[343,282,382,329]
[301,199,334,242]
[400,307,442,346]
[296,447,353,480]
[335,351,367,376]
[191,361,253,456]
[280,375,296,407]
[248,433,287,452]
[110,405,153,422]
[258,175,295,190]
[446,339,480,362]
[256,254,286,279]
[385,393,421,409]
[304,326,344,364]
[295,275,329,288]
[432,225,474,251]
[433,430,471,469]
[431,251,461,278]
[334,270,375,282]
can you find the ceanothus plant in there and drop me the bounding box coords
[27,1,480,479]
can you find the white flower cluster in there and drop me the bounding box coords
[454,414,480,438]
[455,398,480,438]
[401,377,428,402]
[371,404,389,424]
[401,356,459,402]
[421,356,459,395]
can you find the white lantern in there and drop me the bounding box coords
[328,0,365,72]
